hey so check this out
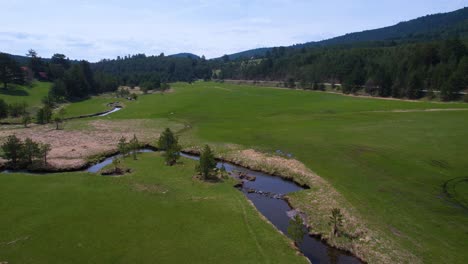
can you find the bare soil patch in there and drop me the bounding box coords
[0,120,166,170]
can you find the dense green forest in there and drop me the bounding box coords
[226,7,468,60]
[218,38,468,100]
[92,53,211,86]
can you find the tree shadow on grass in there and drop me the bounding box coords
[0,87,29,96]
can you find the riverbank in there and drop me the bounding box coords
[182,147,418,264]
[1,142,416,263]
[0,152,308,264]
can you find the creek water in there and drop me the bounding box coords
[98,107,122,117]
[180,153,361,264]
[2,149,361,263]
[86,149,154,173]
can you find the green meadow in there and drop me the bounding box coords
[0,82,51,113]
[93,82,467,263]
[0,153,306,264]
[1,81,468,263]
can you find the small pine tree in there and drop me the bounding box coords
[1,135,23,167]
[22,137,40,165]
[198,145,217,180]
[54,116,62,130]
[36,108,45,124]
[287,214,306,245]
[117,136,129,156]
[163,144,181,166]
[158,128,181,166]
[329,208,344,237]
[129,134,139,160]
[39,143,51,165]
[22,112,31,127]
[158,128,177,150]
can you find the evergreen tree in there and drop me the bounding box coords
[287,215,306,246]
[1,135,23,167]
[129,134,139,160]
[198,145,217,180]
[22,112,31,127]
[22,138,40,165]
[117,136,129,156]
[329,208,344,237]
[0,53,24,89]
[163,144,181,166]
[158,128,177,150]
[158,128,181,166]
[39,143,51,165]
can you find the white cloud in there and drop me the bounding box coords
[0,0,465,61]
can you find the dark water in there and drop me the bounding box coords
[180,153,361,264]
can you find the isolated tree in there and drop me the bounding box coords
[117,136,129,156]
[0,53,24,89]
[158,128,181,166]
[53,116,62,130]
[26,49,44,77]
[198,145,217,180]
[158,128,177,150]
[53,108,66,130]
[329,208,344,237]
[112,157,122,173]
[39,143,51,165]
[129,134,139,160]
[1,135,23,167]
[22,112,31,127]
[163,144,181,166]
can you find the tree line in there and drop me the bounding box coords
[92,53,212,88]
[217,38,468,101]
[1,135,51,169]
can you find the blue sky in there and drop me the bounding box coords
[0,0,466,61]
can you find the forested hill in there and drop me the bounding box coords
[92,54,212,85]
[226,7,468,59]
[314,7,468,46]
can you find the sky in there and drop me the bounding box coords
[0,0,466,61]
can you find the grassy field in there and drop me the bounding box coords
[2,81,468,263]
[63,95,121,118]
[0,82,51,113]
[0,152,306,264]
[91,82,467,263]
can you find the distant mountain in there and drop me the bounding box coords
[169,53,200,59]
[224,7,468,60]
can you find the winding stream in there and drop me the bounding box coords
[98,106,122,117]
[3,149,361,263]
[180,152,361,264]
